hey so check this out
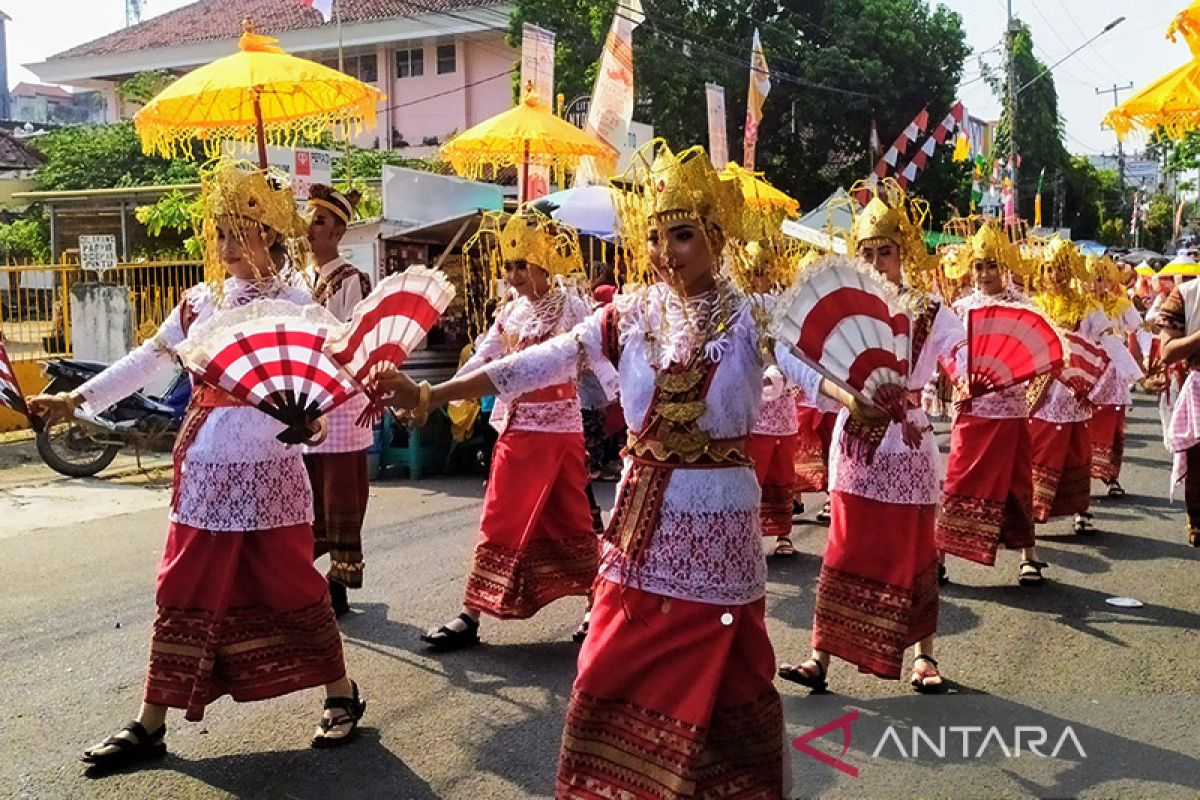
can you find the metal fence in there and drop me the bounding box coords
[0,260,203,363]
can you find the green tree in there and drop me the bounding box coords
[989,22,1069,219]
[0,214,51,261]
[509,0,969,217]
[1142,193,1176,252]
[31,120,200,191]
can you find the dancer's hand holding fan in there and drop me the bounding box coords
[325,267,456,424]
[773,256,912,459]
[176,301,358,444]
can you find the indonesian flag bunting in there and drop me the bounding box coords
[299,0,334,22]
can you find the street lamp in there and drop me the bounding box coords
[1016,16,1126,96]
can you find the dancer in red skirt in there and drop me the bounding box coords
[28,163,364,772]
[1079,258,1144,498]
[417,209,600,651]
[780,183,965,695]
[793,394,838,524]
[751,367,801,555]
[380,142,834,798]
[936,223,1044,586]
[303,184,374,615]
[1029,239,1099,535]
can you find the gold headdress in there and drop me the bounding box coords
[612,140,744,286]
[199,158,308,288]
[847,177,934,292]
[1030,237,1093,327]
[498,207,584,278]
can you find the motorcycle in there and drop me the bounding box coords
[34,357,192,478]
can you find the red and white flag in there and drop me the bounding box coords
[300,0,334,23]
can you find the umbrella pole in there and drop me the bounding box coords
[252,88,268,169]
[521,140,530,204]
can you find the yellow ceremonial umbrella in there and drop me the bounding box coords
[440,90,616,200]
[1134,262,1157,276]
[135,22,385,167]
[1161,255,1200,275]
[720,162,800,218]
[1104,2,1200,139]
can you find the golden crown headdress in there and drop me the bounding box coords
[498,207,583,278]
[612,140,745,286]
[199,158,308,288]
[847,177,934,292]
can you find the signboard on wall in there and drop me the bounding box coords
[79,234,118,275]
[222,143,335,200]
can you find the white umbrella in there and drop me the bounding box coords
[533,186,620,239]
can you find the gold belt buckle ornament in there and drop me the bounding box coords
[657,400,706,423]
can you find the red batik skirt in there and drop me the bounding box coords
[1029,419,1092,522]
[750,433,797,538]
[814,492,939,680]
[145,523,347,722]
[557,579,786,799]
[1089,405,1126,483]
[936,414,1036,566]
[793,408,837,494]
[305,451,371,587]
[465,429,600,620]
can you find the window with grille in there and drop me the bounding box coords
[397,48,425,79]
[436,43,457,75]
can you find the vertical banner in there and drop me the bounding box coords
[577,0,644,185]
[743,28,771,170]
[705,83,728,168]
[519,23,557,201]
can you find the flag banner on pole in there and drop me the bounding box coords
[1034,168,1045,228]
[743,28,771,170]
[870,117,881,163]
[520,23,557,199]
[299,0,334,22]
[576,0,643,185]
[871,107,930,179]
[705,83,729,168]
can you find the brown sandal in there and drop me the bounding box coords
[910,655,946,694]
[773,537,797,557]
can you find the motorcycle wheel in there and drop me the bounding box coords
[35,421,121,478]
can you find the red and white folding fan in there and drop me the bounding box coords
[325,266,456,422]
[774,256,911,421]
[1059,332,1110,399]
[177,302,358,444]
[965,305,1065,397]
[0,339,40,432]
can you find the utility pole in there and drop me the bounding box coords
[1096,83,1134,201]
[1006,0,1020,220]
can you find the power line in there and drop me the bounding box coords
[379,67,517,113]
[1053,0,1125,79]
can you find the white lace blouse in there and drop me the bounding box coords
[77,278,315,532]
[1079,307,1144,408]
[829,299,967,506]
[480,282,822,606]
[460,289,594,434]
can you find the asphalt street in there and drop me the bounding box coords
[1,396,1197,799]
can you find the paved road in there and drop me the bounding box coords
[2,397,1197,799]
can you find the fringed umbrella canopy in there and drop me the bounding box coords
[135,22,385,164]
[439,92,617,185]
[1104,2,1200,139]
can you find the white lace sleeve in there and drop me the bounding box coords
[773,339,822,403]
[77,305,184,414]
[484,308,605,400]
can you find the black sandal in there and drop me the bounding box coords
[80,721,166,770]
[572,617,590,644]
[1018,559,1048,586]
[778,659,828,692]
[1190,528,1200,548]
[420,612,481,651]
[792,499,805,524]
[816,500,831,525]
[910,654,946,694]
[938,563,950,586]
[328,578,351,617]
[1074,512,1097,535]
[1106,481,1126,498]
[311,680,366,749]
